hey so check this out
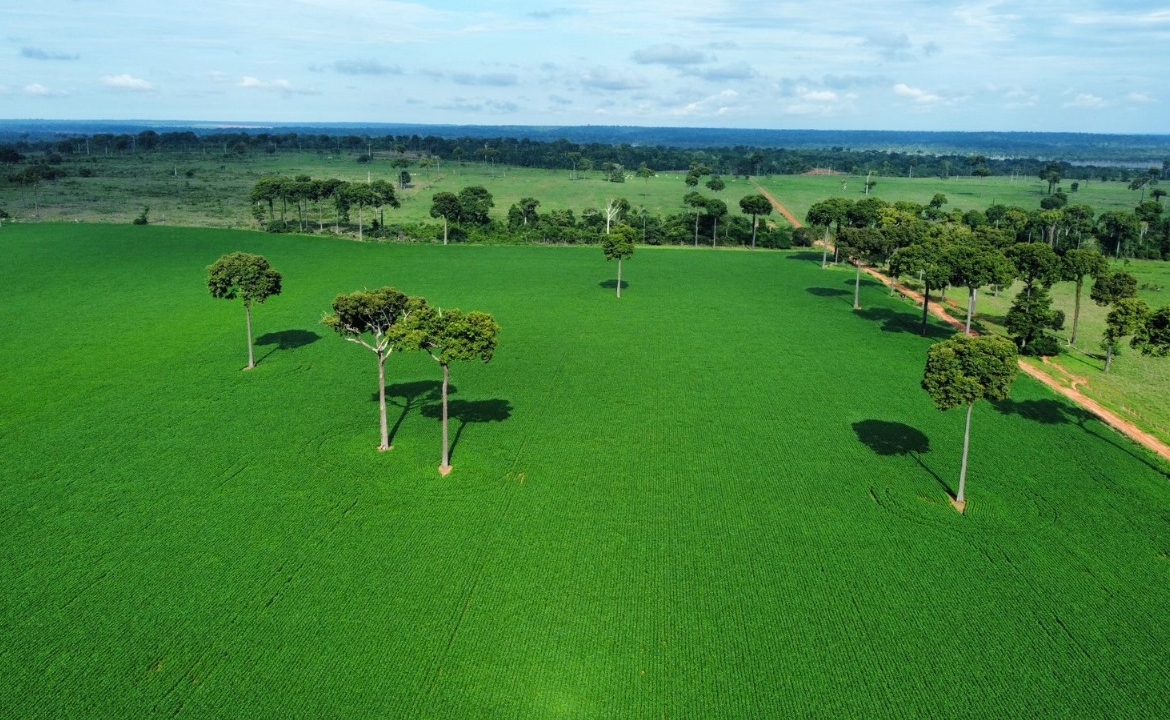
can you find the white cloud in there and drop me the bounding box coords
[579,67,648,91]
[239,76,294,91]
[669,89,739,117]
[102,74,154,91]
[802,90,839,102]
[1126,92,1153,103]
[894,83,942,103]
[24,83,66,97]
[1063,93,1106,109]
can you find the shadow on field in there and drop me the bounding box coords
[786,251,824,264]
[855,307,954,339]
[993,398,1170,478]
[852,419,953,496]
[422,398,513,462]
[806,286,851,299]
[375,380,446,447]
[599,279,629,290]
[256,329,321,363]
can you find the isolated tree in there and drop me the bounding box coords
[401,306,500,475]
[206,252,283,370]
[705,175,726,193]
[945,244,1017,334]
[430,191,461,245]
[636,163,654,183]
[1060,249,1109,345]
[322,287,417,451]
[1039,162,1063,195]
[922,334,1018,511]
[739,194,773,249]
[1102,297,1151,371]
[602,225,636,298]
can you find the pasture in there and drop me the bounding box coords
[2,225,1170,718]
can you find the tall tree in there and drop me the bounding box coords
[684,191,708,247]
[370,179,400,229]
[323,287,418,451]
[601,225,636,298]
[889,239,952,336]
[945,244,1017,334]
[739,194,773,250]
[206,252,283,370]
[430,191,461,245]
[837,227,888,310]
[1102,298,1151,371]
[806,197,853,268]
[704,198,728,247]
[400,306,500,475]
[922,334,1018,512]
[1060,249,1108,346]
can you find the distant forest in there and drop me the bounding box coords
[2,121,1169,183]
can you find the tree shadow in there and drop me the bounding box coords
[852,419,953,496]
[599,279,629,290]
[255,329,321,363]
[855,306,954,339]
[806,287,850,298]
[994,398,1170,478]
[372,380,447,447]
[422,398,513,463]
[786,251,824,263]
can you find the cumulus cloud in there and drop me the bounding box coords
[579,67,648,91]
[24,83,66,97]
[102,74,154,91]
[894,83,942,103]
[21,47,79,61]
[451,72,518,87]
[632,44,708,66]
[669,89,739,117]
[237,76,317,95]
[1064,93,1106,109]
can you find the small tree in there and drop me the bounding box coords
[837,227,888,310]
[602,225,636,298]
[401,307,500,475]
[945,244,1017,334]
[889,239,952,336]
[323,287,418,451]
[206,252,283,370]
[1133,305,1170,356]
[922,334,1018,512]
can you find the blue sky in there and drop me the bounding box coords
[2,1,1168,133]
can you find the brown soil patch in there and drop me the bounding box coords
[752,184,802,228]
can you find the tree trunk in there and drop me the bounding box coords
[957,403,974,504]
[616,258,623,298]
[712,217,717,247]
[440,363,452,474]
[853,262,862,310]
[921,285,931,336]
[378,354,390,450]
[1105,343,1114,372]
[821,229,830,269]
[750,215,758,249]
[358,205,364,242]
[1070,279,1083,345]
[443,216,449,245]
[965,287,976,335]
[244,302,255,370]
[694,213,699,247]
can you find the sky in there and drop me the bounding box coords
[2,1,1168,133]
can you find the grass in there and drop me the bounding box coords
[2,150,1149,231]
[2,225,1170,717]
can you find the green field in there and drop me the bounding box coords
[0,150,1148,230]
[3,225,1170,717]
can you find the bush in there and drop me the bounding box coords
[132,206,149,225]
[1023,334,1061,357]
[791,227,819,247]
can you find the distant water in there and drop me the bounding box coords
[2,119,1167,163]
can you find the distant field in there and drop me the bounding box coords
[0,150,1149,230]
[2,224,1170,717]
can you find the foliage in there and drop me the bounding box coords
[206,251,283,369]
[922,334,1019,411]
[132,205,150,225]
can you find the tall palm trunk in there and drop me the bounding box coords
[956,403,974,505]
[439,363,452,474]
[965,288,977,335]
[244,302,255,370]
[378,354,390,451]
[853,262,862,310]
[616,259,623,299]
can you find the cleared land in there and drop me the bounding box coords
[2,225,1169,718]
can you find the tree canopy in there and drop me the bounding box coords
[206,252,283,370]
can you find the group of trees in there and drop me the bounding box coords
[250,175,399,240]
[206,252,499,475]
[805,193,1170,366]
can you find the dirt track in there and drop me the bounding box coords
[752,181,1170,466]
